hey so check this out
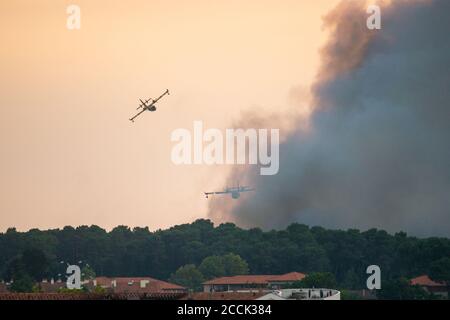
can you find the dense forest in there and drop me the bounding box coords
[1,219,449,293]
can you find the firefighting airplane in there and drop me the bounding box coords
[129,89,170,122]
[204,183,255,199]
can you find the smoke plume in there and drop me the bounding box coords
[208,0,450,237]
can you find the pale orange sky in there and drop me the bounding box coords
[0,0,340,231]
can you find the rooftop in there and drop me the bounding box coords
[410,275,446,287]
[203,272,306,285]
[92,276,185,293]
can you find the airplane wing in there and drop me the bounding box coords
[129,108,147,122]
[152,89,170,105]
[204,191,229,196]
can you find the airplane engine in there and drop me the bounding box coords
[231,191,240,199]
[150,106,157,112]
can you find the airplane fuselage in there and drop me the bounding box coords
[231,191,240,199]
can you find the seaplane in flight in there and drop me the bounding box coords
[129,89,170,122]
[204,183,255,199]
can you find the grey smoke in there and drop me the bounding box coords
[208,0,450,237]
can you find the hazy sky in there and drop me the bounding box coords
[0,0,340,231]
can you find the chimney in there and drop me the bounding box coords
[140,280,150,288]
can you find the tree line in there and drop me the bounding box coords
[0,219,449,295]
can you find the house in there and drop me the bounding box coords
[0,293,104,300]
[87,276,186,294]
[202,272,306,292]
[0,279,66,294]
[39,279,66,293]
[35,276,186,297]
[410,275,448,298]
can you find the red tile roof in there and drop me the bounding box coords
[0,293,105,300]
[0,292,186,300]
[203,272,306,285]
[410,275,446,287]
[268,272,306,282]
[94,276,112,287]
[92,277,186,293]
